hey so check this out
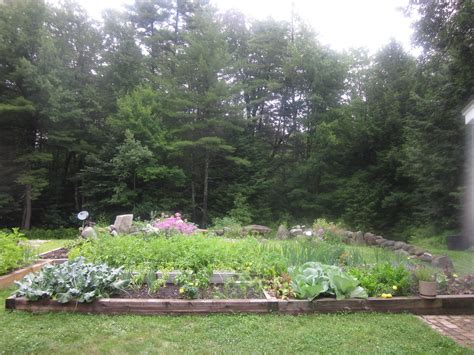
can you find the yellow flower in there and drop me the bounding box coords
[386,293,392,298]
[392,285,398,290]
[453,274,458,278]
[179,287,185,294]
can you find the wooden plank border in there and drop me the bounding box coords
[0,260,51,288]
[6,295,474,315]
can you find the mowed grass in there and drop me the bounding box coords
[28,239,72,255]
[0,288,470,354]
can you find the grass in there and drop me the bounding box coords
[0,286,470,354]
[409,237,474,276]
[29,239,72,255]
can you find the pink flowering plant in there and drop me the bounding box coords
[152,213,197,236]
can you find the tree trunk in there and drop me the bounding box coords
[202,150,210,226]
[21,184,32,230]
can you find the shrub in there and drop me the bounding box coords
[152,212,197,236]
[0,228,33,275]
[211,216,243,238]
[15,257,129,303]
[347,262,412,297]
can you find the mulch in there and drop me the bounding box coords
[39,248,69,259]
[115,284,264,299]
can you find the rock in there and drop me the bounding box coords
[303,230,313,237]
[242,224,272,235]
[375,238,386,246]
[364,232,375,241]
[419,253,433,262]
[276,225,289,240]
[289,228,304,237]
[214,229,225,236]
[393,241,406,250]
[110,230,118,237]
[381,240,395,248]
[365,234,379,246]
[113,214,134,234]
[344,231,354,239]
[355,231,365,245]
[395,249,409,257]
[401,243,411,251]
[431,255,454,270]
[81,226,97,239]
[414,248,426,256]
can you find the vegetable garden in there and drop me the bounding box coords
[3,216,473,315]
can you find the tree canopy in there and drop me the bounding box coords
[0,0,471,237]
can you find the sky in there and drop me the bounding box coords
[59,0,419,55]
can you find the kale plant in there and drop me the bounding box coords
[15,257,129,303]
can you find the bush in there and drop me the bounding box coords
[347,262,412,297]
[211,216,243,238]
[0,228,34,275]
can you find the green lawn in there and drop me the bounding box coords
[28,239,72,255]
[409,238,474,275]
[0,287,470,354]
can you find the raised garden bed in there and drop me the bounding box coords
[5,294,474,315]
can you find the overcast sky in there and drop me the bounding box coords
[55,0,419,55]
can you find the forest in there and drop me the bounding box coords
[0,0,472,238]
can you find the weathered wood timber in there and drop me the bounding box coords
[5,295,474,315]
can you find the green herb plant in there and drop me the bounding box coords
[0,228,34,275]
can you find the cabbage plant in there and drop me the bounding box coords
[15,257,129,303]
[289,262,368,301]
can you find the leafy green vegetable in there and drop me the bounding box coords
[15,257,129,303]
[0,228,33,275]
[289,262,368,301]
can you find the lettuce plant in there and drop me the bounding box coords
[289,262,368,301]
[15,257,129,303]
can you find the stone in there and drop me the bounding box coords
[365,234,379,246]
[81,226,97,239]
[303,230,313,237]
[395,249,409,257]
[414,248,426,256]
[113,214,134,234]
[364,232,375,241]
[419,253,433,262]
[401,243,411,251]
[393,241,407,250]
[375,238,386,246]
[381,240,395,248]
[289,228,304,237]
[242,224,272,235]
[214,229,225,236]
[276,225,289,240]
[355,231,365,245]
[110,230,118,237]
[345,231,354,239]
[431,255,454,270]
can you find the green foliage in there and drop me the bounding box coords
[0,0,469,238]
[21,228,78,240]
[347,262,412,297]
[174,269,212,299]
[69,235,287,277]
[227,193,252,225]
[15,257,129,303]
[0,228,33,275]
[289,262,368,301]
